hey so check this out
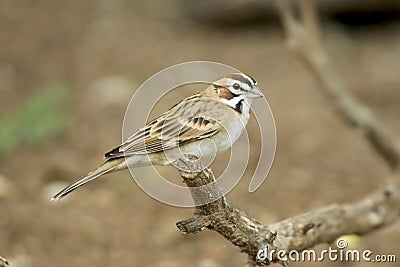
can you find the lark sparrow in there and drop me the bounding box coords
[52,73,262,201]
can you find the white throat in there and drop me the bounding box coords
[221,95,251,122]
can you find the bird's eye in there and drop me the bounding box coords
[232,83,240,90]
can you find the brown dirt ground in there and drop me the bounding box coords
[0,1,399,267]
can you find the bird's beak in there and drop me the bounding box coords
[247,86,263,99]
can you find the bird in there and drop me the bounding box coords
[52,72,262,201]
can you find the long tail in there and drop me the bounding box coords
[51,158,125,201]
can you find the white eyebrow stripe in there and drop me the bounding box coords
[238,73,256,86]
[227,73,253,88]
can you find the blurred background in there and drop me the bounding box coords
[0,1,399,266]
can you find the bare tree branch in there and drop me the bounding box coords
[176,1,400,266]
[274,0,400,169]
[177,158,400,266]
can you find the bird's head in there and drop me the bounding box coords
[214,72,263,113]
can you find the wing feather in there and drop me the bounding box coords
[105,112,220,158]
[105,95,225,159]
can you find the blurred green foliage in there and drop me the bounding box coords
[0,84,70,155]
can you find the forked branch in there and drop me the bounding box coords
[177,158,400,266]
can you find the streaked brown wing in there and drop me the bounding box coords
[104,111,220,158]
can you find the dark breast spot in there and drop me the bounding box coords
[234,99,244,113]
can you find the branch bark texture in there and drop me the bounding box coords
[177,159,400,266]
